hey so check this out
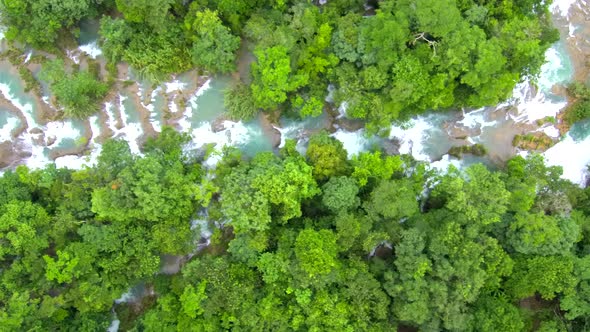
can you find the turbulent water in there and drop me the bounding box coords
[0,1,588,186]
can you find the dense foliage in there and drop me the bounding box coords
[564,82,590,126]
[40,59,109,119]
[0,0,104,48]
[1,1,585,330]
[1,128,590,330]
[1,0,557,130]
[101,0,556,129]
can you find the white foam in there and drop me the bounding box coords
[165,80,187,94]
[107,319,120,332]
[544,134,590,186]
[191,218,213,239]
[104,102,118,132]
[541,126,561,138]
[78,41,102,59]
[459,107,498,130]
[331,129,372,158]
[203,153,223,169]
[168,100,179,113]
[88,116,100,144]
[52,117,102,170]
[22,140,51,169]
[119,123,143,155]
[551,0,577,16]
[337,101,348,119]
[45,121,81,145]
[66,50,80,65]
[140,87,162,132]
[538,46,569,94]
[569,23,578,38]
[510,81,567,123]
[192,121,251,147]
[389,117,433,161]
[178,79,213,132]
[0,83,37,128]
[325,84,336,103]
[106,96,144,156]
[194,79,212,98]
[23,51,32,64]
[114,291,134,305]
[54,154,90,169]
[273,122,307,149]
[429,154,462,172]
[183,120,260,168]
[0,116,19,142]
[118,95,129,124]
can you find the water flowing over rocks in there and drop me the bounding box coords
[0,0,588,185]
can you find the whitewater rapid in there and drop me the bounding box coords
[0,0,588,186]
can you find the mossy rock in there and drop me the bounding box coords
[448,144,487,158]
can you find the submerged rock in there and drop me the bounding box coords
[445,123,481,139]
[382,138,400,156]
[0,141,31,168]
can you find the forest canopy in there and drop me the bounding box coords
[0,0,558,131]
[0,0,583,330]
[0,128,590,330]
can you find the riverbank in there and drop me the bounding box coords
[0,0,589,185]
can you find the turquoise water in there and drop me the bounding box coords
[0,110,19,127]
[0,62,41,124]
[236,120,275,157]
[188,77,275,157]
[417,114,457,160]
[538,41,574,101]
[78,19,100,45]
[569,119,590,142]
[151,92,166,128]
[56,138,79,150]
[190,77,231,125]
[279,111,330,132]
[120,95,141,124]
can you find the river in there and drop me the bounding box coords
[0,2,585,330]
[0,2,588,183]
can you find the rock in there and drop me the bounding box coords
[551,84,568,97]
[29,127,43,135]
[269,127,281,148]
[30,131,46,146]
[256,112,282,148]
[46,136,57,146]
[382,139,400,155]
[334,117,365,132]
[447,124,480,139]
[504,105,520,119]
[0,141,30,168]
[0,141,16,168]
[212,117,228,133]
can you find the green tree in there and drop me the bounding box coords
[506,255,577,300]
[321,176,360,213]
[225,83,259,121]
[295,229,339,278]
[350,151,403,187]
[221,152,319,232]
[306,131,349,182]
[507,212,580,256]
[115,0,174,30]
[40,60,108,119]
[364,179,419,221]
[0,0,101,47]
[250,46,307,110]
[185,8,240,73]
